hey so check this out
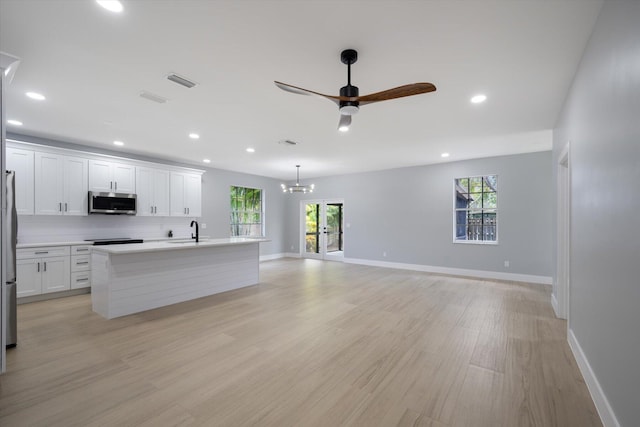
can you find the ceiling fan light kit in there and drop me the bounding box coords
[275,49,436,130]
[281,165,314,194]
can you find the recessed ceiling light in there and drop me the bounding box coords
[26,91,45,101]
[246,148,255,153]
[96,0,123,13]
[441,152,450,158]
[203,159,211,164]
[470,94,487,104]
[7,119,23,126]
[113,140,124,146]
[189,133,200,139]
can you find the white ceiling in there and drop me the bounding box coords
[0,0,602,180]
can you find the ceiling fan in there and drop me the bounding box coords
[275,49,436,131]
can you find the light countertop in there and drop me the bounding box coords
[17,241,91,249]
[90,237,269,255]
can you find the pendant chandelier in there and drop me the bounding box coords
[281,165,314,193]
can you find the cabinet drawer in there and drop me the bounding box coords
[71,255,91,272]
[71,271,91,289]
[71,245,92,255]
[17,246,70,259]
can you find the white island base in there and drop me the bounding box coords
[91,239,265,319]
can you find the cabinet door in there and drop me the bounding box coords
[153,169,170,216]
[6,147,35,215]
[63,156,88,216]
[135,167,153,216]
[41,256,71,294]
[89,160,113,192]
[185,173,202,217]
[170,172,186,216]
[34,152,64,215]
[16,259,42,297]
[113,162,135,193]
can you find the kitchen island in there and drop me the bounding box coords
[91,238,268,319]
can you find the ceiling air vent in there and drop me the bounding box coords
[139,90,168,104]
[167,73,197,88]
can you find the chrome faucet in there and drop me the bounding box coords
[190,220,199,242]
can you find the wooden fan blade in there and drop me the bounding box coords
[274,81,340,104]
[357,83,436,105]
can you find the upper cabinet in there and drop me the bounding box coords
[89,160,135,193]
[5,147,35,215]
[136,167,170,216]
[170,172,202,217]
[34,152,88,216]
[7,141,203,218]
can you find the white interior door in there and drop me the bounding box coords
[301,199,344,261]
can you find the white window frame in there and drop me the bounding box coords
[230,186,265,237]
[452,174,498,245]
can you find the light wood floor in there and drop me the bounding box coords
[1,259,601,426]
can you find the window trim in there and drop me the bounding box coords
[452,174,499,245]
[230,185,265,237]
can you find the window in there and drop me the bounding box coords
[454,175,497,243]
[230,186,263,237]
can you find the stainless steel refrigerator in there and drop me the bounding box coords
[5,170,17,348]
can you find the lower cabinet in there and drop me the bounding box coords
[16,254,71,297]
[16,245,91,298]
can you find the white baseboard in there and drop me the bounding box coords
[568,329,619,427]
[260,252,300,262]
[551,292,560,317]
[343,258,552,285]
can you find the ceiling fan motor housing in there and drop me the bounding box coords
[340,84,360,115]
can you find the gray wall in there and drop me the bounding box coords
[8,133,287,256]
[553,1,640,425]
[285,151,553,278]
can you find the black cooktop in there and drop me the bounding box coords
[85,238,144,246]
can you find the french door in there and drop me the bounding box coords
[302,199,344,261]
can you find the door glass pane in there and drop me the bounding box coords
[325,203,343,253]
[305,203,320,254]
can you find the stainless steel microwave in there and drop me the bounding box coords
[88,191,137,215]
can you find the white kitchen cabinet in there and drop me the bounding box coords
[34,152,88,216]
[5,147,34,215]
[34,153,88,215]
[16,247,71,297]
[70,245,92,289]
[136,167,170,216]
[170,171,202,217]
[89,160,135,193]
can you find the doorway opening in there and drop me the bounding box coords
[302,199,344,261]
[555,143,570,320]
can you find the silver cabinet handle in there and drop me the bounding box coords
[76,278,89,282]
[115,182,117,191]
[59,202,62,212]
[110,181,113,190]
[65,202,68,212]
[76,261,89,265]
[76,248,89,252]
[35,251,49,254]
[187,207,190,215]
[151,206,154,214]
[44,262,47,272]
[37,262,40,272]
[184,208,186,214]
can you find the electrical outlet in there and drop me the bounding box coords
[504,260,510,268]
[383,251,387,257]
[290,245,294,250]
[201,223,207,229]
